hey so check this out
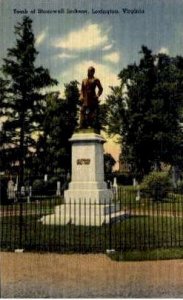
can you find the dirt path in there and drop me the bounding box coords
[1,252,183,298]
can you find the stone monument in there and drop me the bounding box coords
[41,67,122,226]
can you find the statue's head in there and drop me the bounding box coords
[87,66,95,78]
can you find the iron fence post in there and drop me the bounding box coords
[19,201,23,249]
[109,199,112,249]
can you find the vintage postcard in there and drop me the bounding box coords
[0,0,183,298]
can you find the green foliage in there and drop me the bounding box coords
[106,46,183,180]
[98,103,108,131]
[0,177,8,204]
[141,171,172,200]
[32,81,79,175]
[32,176,60,195]
[108,248,183,261]
[0,16,57,184]
[32,179,45,193]
[177,180,183,193]
[104,153,116,175]
[113,172,133,185]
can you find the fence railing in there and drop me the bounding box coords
[0,189,183,253]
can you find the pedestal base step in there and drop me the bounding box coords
[64,188,113,204]
[40,203,128,226]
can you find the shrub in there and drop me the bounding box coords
[177,181,183,193]
[32,179,45,195]
[48,176,60,190]
[141,171,172,201]
[113,172,133,186]
[0,177,8,204]
[32,176,62,196]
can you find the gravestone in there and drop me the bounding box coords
[7,179,15,200]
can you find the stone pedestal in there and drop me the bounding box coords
[64,131,112,203]
[41,130,123,226]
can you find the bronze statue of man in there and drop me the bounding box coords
[79,66,103,129]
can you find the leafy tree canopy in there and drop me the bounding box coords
[106,46,183,180]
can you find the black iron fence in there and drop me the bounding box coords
[0,189,183,253]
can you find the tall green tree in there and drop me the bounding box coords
[106,46,183,180]
[32,81,79,176]
[0,16,57,185]
[153,53,183,171]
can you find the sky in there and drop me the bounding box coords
[1,0,183,169]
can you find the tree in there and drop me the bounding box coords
[153,54,183,170]
[0,16,57,186]
[104,153,116,175]
[32,81,79,176]
[106,46,183,181]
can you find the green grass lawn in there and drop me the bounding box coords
[115,188,183,213]
[1,214,182,253]
[0,197,63,215]
[1,190,182,257]
[108,247,183,261]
